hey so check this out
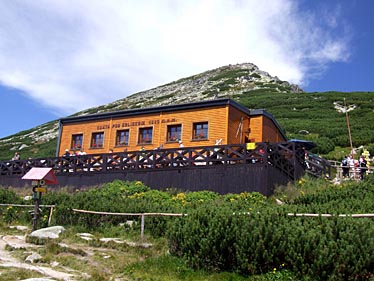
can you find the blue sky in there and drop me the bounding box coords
[0,0,373,139]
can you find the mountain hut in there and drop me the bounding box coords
[57,98,287,156]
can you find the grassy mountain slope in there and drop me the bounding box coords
[0,63,373,161]
[238,90,374,159]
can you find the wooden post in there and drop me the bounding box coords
[344,98,354,156]
[140,214,145,240]
[48,206,54,226]
[32,193,40,231]
[344,98,356,179]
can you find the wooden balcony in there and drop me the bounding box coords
[0,142,329,195]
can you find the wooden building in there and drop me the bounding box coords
[57,99,287,156]
[1,99,330,195]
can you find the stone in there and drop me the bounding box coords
[275,199,284,205]
[21,277,56,281]
[25,252,43,263]
[29,226,65,239]
[77,233,94,241]
[9,225,29,231]
[100,238,125,244]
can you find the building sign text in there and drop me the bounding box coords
[96,118,177,130]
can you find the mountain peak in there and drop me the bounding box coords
[0,62,303,160]
[77,62,303,116]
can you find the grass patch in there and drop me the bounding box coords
[124,255,249,281]
[0,268,45,281]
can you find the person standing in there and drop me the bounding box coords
[63,149,71,172]
[359,155,367,180]
[341,155,349,178]
[177,140,185,166]
[348,155,355,178]
[12,152,20,160]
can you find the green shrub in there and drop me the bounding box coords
[0,188,21,203]
[0,188,28,224]
[42,181,221,236]
[314,136,335,154]
[5,178,374,280]
[168,204,238,271]
[168,177,374,280]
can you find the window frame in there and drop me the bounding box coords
[138,127,153,144]
[115,129,130,147]
[91,132,105,148]
[166,124,182,143]
[71,133,83,150]
[192,121,209,140]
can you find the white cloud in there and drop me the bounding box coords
[0,0,351,115]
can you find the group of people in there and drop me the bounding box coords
[63,149,86,158]
[341,154,369,180]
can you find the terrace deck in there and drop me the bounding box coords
[0,142,330,196]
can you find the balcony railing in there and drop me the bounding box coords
[0,142,321,182]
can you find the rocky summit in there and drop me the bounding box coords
[77,62,303,116]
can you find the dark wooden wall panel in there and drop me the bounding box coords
[0,164,274,195]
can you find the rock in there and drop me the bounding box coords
[25,252,43,263]
[100,238,125,244]
[77,232,94,237]
[2,235,29,250]
[77,233,94,241]
[29,226,65,239]
[19,144,30,150]
[298,130,310,135]
[9,225,29,231]
[124,240,153,248]
[78,236,93,241]
[57,243,86,256]
[21,277,56,281]
[275,199,284,205]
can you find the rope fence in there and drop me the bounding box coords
[287,213,374,218]
[72,208,186,239]
[3,204,374,239]
[0,203,55,226]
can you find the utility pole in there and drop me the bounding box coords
[344,98,356,179]
[344,98,354,153]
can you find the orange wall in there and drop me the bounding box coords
[227,106,249,144]
[58,106,229,155]
[262,116,286,143]
[58,105,286,155]
[247,116,263,142]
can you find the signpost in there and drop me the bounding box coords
[22,168,58,231]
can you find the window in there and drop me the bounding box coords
[116,130,129,146]
[71,134,83,150]
[167,124,181,142]
[193,122,208,140]
[91,132,104,148]
[138,127,153,144]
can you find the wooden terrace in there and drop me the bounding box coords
[0,142,330,195]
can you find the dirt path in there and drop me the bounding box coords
[0,233,78,280]
[0,226,147,280]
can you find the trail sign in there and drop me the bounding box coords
[22,168,58,231]
[22,168,58,184]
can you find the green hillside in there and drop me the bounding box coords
[238,91,374,159]
[2,62,373,161]
[0,91,373,161]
